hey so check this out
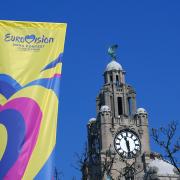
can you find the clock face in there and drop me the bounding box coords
[114,130,141,159]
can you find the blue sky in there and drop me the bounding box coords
[0,0,180,179]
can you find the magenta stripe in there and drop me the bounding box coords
[49,73,61,79]
[0,97,42,180]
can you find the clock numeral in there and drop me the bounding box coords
[134,139,138,143]
[132,136,136,140]
[117,147,121,151]
[122,132,126,137]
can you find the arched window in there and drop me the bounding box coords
[116,75,119,87]
[117,97,123,115]
[110,75,113,82]
[128,97,132,115]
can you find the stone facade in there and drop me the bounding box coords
[83,58,179,180]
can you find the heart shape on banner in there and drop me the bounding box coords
[0,98,42,179]
[25,35,36,44]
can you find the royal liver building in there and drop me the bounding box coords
[82,46,179,180]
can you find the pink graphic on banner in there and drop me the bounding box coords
[0,98,42,179]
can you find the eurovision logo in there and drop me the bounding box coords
[3,33,54,51]
[4,34,54,44]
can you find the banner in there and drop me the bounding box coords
[0,20,67,179]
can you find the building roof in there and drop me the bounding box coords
[88,118,96,123]
[148,158,177,175]
[136,107,147,114]
[106,60,123,71]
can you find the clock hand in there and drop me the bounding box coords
[127,140,130,152]
[125,137,130,152]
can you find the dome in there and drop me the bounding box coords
[136,108,147,114]
[100,105,111,113]
[88,118,96,123]
[106,60,123,71]
[88,118,96,124]
[148,159,176,175]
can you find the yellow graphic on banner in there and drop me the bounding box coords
[0,124,7,160]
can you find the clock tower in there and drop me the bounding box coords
[83,46,179,180]
[85,45,150,180]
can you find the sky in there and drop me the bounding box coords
[0,0,180,179]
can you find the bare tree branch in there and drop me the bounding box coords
[151,121,180,174]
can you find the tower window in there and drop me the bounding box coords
[110,96,113,115]
[110,75,113,82]
[117,97,123,115]
[116,75,119,87]
[116,75,119,81]
[128,97,132,115]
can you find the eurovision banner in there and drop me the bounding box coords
[0,20,66,179]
